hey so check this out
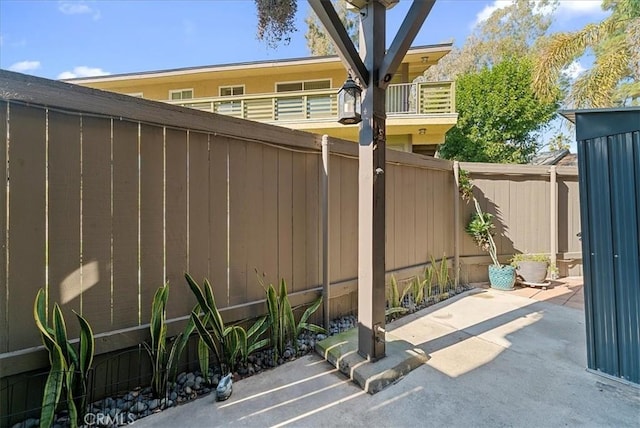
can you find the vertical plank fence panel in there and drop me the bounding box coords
[165,128,190,319]
[339,157,358,281]
[244,143,266,299]
[139,124,164,324]
[208,136,228,305]
[305,154,320,288]
[7,103,46,351]
[291,152,307,292]
[328,155,342,282]
[228,140,248,307]
[278,150,294,291]
[261,146,279,287]
[48,110,81,337]
[0,102,7,353]
[81,116,113,333]
[187,131,210,286]
[385,164,397,270]
[414,168,429,263]
[111,119,140,327]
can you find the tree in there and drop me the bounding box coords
[438,57,558,164]
[423,0,555,81]
[533,0,640,108]
[255,0,298,48]
[305,0,359,55]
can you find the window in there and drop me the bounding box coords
[169,89,194,100]
[125,92,144,98]
[276,80,331,92]
[219,85,245,96]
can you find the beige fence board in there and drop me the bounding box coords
[7,103,46,351]
[228,141,248,307]
[402,166,417,266]
[47,110,81,337]
[305,154,320,288]
[339,157,358,281]
[187,132,210,284]
[414,168,429,263]
[291,152,307,291]
[165,128,191,318]
[385,164,397,270]
[0,102,6,353]
[329,155,343,282]
[111,120,140,327]
[261,145,279,288]
[139,124,164,323]
[278,150,294,291]
[245,143,267,300]
[208,136,228,305]
[81,116,113,334]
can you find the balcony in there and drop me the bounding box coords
[166,81,455,123]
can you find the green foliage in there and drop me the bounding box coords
[423,264,435,299]
[458,169,474,202]
[255,0,297,48]
[143,284,194,398]
[462,179,501,267]
[439,56,558,163]
[34,289,94,428]
[385,275,410,317]
[261,277,325,359]
[431,255,451,295]
[185,274,246,375]
[510,253,551,265]
[533,0,640,107]
[466,212,496,252]
[424,0,555,81]
[305,0,359,55]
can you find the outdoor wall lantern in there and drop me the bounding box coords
[338,75,362,125]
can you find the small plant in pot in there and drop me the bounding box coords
[510,253,550,285]
[459,169,516,290]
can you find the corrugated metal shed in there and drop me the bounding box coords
[561,107,640,385]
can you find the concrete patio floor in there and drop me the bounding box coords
[132,277,639,427]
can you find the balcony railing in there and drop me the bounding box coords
[166,81,455,122]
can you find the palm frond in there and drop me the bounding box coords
[571,46,631,107]
[533,19,622,102]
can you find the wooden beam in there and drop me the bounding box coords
[308,0,369,85]
[378,0,435,89]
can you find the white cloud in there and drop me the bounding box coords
[561,61,586,79]
[58,66,110,79]
[473,0,605,28]
[9,60,41,73]
[474,0,512,26]
[58,1,101,20]
[557,0,604,15]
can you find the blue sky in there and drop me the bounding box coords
[1,0,608,80]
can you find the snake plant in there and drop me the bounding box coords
[263,278,325,359]
[186,273,246,375]
[34,288,94,428]
[143,284,194,398]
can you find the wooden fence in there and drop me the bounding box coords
[0,70,580,382]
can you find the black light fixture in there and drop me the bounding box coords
[338,75,362,125]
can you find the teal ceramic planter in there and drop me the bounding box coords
[488,265,516,290]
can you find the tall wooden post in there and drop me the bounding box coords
[357,1,386,361]
[308,0,434,362]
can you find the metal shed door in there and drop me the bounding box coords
[579,131,640,384]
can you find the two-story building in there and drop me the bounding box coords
[67,43,457,155]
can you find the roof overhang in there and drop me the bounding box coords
[64,43,453,84]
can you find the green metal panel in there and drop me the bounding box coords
[574,108,640,385]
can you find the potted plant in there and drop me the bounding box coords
[510,253,550,284]
[459,170,516,290]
